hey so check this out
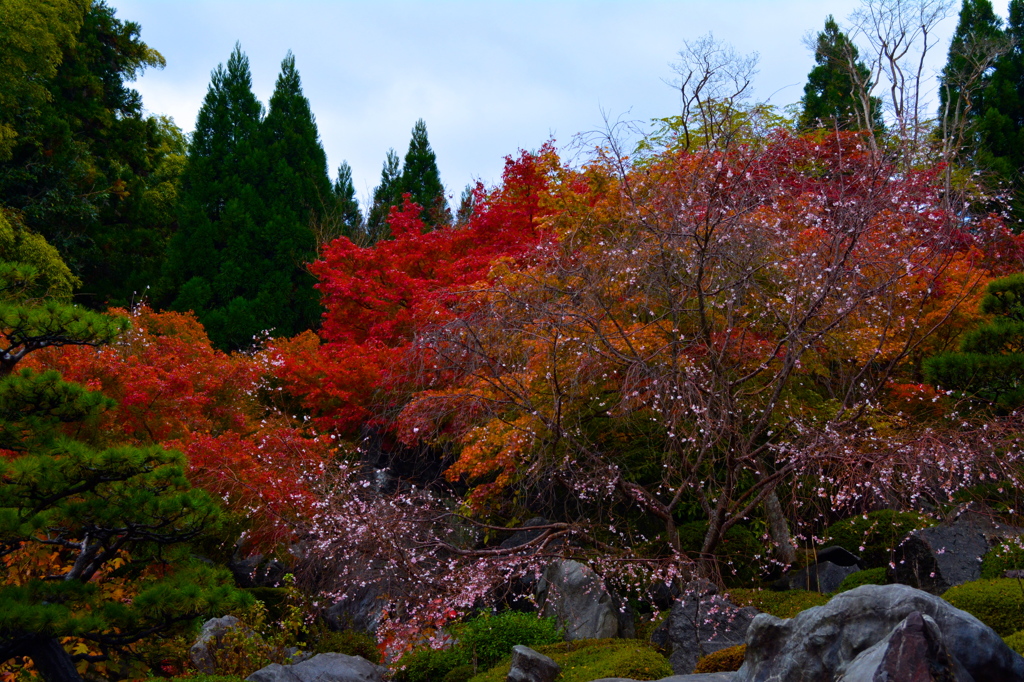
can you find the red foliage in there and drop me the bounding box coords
[27,307,331,548]
[271,145,561,434]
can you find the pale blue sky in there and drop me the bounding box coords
[114,0,969,207]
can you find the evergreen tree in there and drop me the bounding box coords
[939,0,1005,134]
[975,0,1024,217]
[925,273,1024,410]
[398,119,450,228]
[0,1,175,306]
[799,16,882,131]
[0,211,243,682]
[167,47,329,349]
[455,183,476,226]
[366,148,402,243]
[333,160,363,239]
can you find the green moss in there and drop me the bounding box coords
[726,588,828,619]
[694,644,746,673]
[467,639,671,682]
[310,628,380,663]
[443,664,477,682]
[452,610,562,669]
[981,540,1024,579]
[837,567,890,593]
[824,510,933,568]
[1004,630,1024,656]
[394,647,469,682]
[942,579,1024,637]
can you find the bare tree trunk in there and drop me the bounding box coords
[765,490,797,566]
[24,636,83,682]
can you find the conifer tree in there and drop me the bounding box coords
[939,0,1005,136]
[799,16,881,131]
[366,148,402,243]
[399,119,450,228]
[0,211,243,682]
[333,160,363,239]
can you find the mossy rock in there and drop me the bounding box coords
[837,567,889,593]
[467,638,672,682]
[824,510,932,568]
[1005,630,1024,656]
[694,644,746,673]
[726,588,828,619]
[981,540,1024,579]
[942,579,1024,637]
[678,521,764,585]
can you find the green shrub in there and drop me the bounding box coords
[942,579,1024,636]
[310,628,381,663]
[694,644,746,673]
[981,540,1024,579]
[837,567,889,593]
[678,521,764,585]
[443,664,477,682]
[726,588,828,619]
[1004,630,1024,656]
[467,639,671,682]
[243,587,290,623]
[395,646,470,682]
[824,510,932,568]
[453,610,562,669]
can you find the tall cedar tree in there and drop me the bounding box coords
[166,48,327,349]
[399,119,450,228]
[0,212,244,682]
[366,148,402,243]
[333,160,363,240]
[939,0,1004,134]
[799,16,882,131]
[975,0,1024,218]
[0,1,177,307]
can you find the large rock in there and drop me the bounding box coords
[229,552,288,588]
[735,584,1024,682]
[190,615,246,674]
[246,653,385,682]
[325,581,387,634]
[773,560,859,593]
[892,511,1021,594]
[507,645,561,682]
[591,676,735,682]
[653,580,758,675]
[536,560,635,640]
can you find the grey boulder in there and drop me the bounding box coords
[735,584,1024,682]
[537,560,634,640]
[653,580,758,675]
[773,560,859,594]
[190,615,247,674]
[590,676,735,682]
[891,512,1021,594]
[246,653,386,682]
[507,645,561,682]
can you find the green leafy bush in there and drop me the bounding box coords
[824,510,932,568]
[726,588,828,618]
[468,639,671,682]
[453,610,563,669]
[694,644,746,673]
[837,567,889,593]
[942,579,1024,636]
[981,540,1024,579]
[678,521,764,585]
[310,628,381,663]
[443,664,477,682]
[395,646,469,682]
[1004,630,1024,656]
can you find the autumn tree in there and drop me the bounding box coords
[0,212,243,682]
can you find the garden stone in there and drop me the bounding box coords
[325,579,386,634]
[500,517,551,549]
[734,584,1024,682]
[590,675,735,682]
[837,611,971,682]
[229,552,288,588]
[891,511,1022,594]
[773,560,859,593]
[189,615,247,674]
[814,545,862,568]
[507,645,560,682]
[246,653,386,682]
[655,579,758,675]
[536,559,635,640]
